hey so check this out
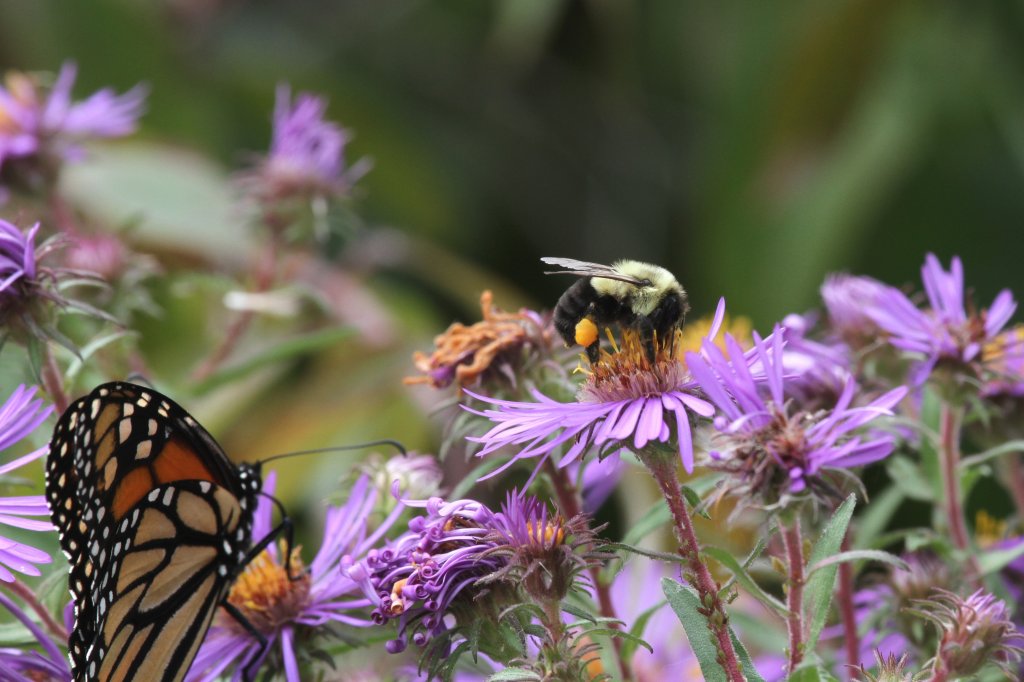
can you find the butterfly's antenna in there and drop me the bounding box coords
[258,439,407,466]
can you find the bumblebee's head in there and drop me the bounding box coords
[591,260,685,316]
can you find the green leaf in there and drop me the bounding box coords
[577,627,654,654]
[193,326,356,393]
[449,457,513,498]
[620,499,672,547]
[884,456,933,502]
[486,669,542,681]
[807,549,908,575]
[622,600,664,663]
[788,663,841,682]
[703,545,787,616]
[680,484,711,518]
[603,542,684,564]
[960,440,1024,469]
[978,540,1024,575]
[560,602,599,625]
[918,389,943,497]
[804,494,856,652]
[854,485,904,549]
[661,579,765,682]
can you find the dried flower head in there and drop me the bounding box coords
[406,291,555,390]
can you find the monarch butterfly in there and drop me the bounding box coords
[45,381,271,682]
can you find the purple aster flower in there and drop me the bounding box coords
[0,590,70,681]
[820,274,897,347]
[243,84,368,210]
[479,492,601,606]
[867,254,1017,386]
[0,384,55,582]
[911,588,1023,679]
[0,219,40,299]
[778,312,853,410]
[686,327,906,506]
[0,62,145,183]
[344,492,511,655]
[0,218,116,348]
[188,473,403,682]
[465,299,728,477]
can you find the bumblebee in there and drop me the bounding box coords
[541,257,689,363]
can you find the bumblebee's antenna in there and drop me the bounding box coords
[258,439,407,466]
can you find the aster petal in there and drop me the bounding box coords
[633,398,664,449]
[280,627,300,682]
[986,289,1017,337]
[673,403,695,473]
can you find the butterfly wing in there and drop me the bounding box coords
[46,382,260,682]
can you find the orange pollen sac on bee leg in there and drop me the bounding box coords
[574,318,599,349]
[226,546,310,632]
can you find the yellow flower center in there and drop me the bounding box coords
[975,510,1007,549]
[525,519,566,546]
[226,545,310,633]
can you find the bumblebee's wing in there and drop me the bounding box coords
[539,257,646,285]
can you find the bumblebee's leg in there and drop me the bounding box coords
[585,339,600,364]
[634,317,657,362]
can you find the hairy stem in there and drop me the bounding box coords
[782,517,805,673]
[1004,455,1024,523]
[42,344,69,413]
[192,236,279,382]
[836,533,860,675]
[637,448,745,682]
[543,459,630,681]
[938,403,981,585]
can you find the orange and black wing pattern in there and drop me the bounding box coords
[45,382,261,682]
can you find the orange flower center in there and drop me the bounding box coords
[226,546,310,633]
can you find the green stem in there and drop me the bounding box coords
[637,447,745,682]
[836,533,860,674]
[544,459,630,681]
[781,517,805,673]
[938,403,981,585]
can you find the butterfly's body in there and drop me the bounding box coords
[46,382,262,682]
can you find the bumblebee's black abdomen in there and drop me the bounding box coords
[552,278,598,347]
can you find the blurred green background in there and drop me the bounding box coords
[3,0,1024,512]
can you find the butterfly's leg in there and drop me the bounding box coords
[221,601,268,682]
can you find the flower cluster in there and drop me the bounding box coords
[344,493,512,655]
